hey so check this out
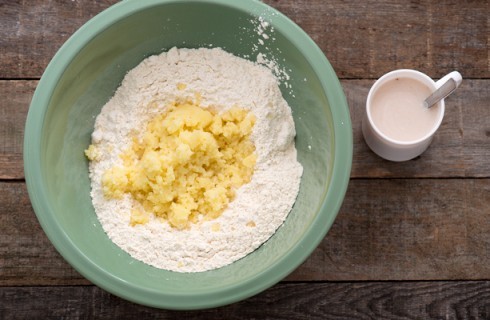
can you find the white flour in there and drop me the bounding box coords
[88,47,303,272]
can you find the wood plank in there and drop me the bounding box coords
[0,80,36,179]
[0,182,89,286]
[288,178,490,281]
[6,79,489,180]
[1,0,488,79]
[0,0,118,79]
[1,282,490,318]
[265,0,490,79]
[2,179,489,285]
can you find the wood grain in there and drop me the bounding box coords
[0,181,88,286]
[5,79,489,180]
[1,282,490,319]
[288,178,490,281]
[0,0,118,79]
[265,0,490,79]
[0,81,35,179]
[2,179,489,285]
[1,0,488,79]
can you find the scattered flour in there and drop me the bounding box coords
[88,47,303,272]
[249,16,294,96]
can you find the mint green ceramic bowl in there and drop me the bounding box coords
[24,0,352,310]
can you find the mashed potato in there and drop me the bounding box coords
[91,99,256,229]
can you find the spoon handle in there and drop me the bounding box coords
[424,71,463,108]
[424,78,457,108]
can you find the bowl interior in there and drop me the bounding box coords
[26,0,351,309]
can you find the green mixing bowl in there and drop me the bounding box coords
[24,0,352,310]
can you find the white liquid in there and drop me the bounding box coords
[370,78,441,142]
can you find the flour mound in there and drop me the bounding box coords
[88,47,303,272]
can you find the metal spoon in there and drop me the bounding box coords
[424,71,463,108]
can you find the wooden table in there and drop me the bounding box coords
[1,0,489,318]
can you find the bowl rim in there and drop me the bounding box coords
[24,0,353,310]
